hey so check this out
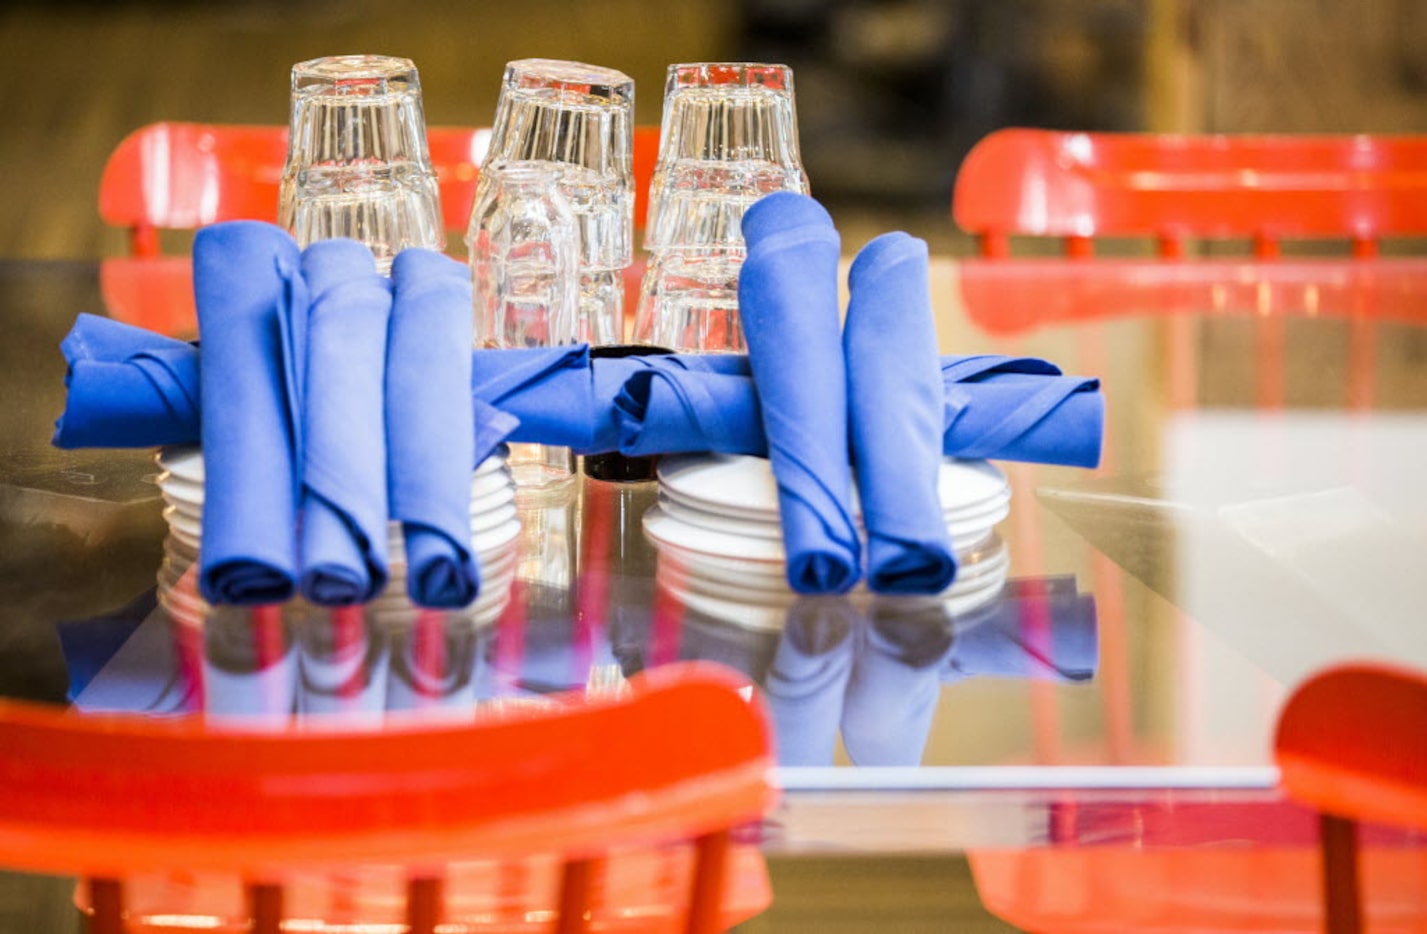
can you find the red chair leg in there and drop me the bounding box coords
[685,829,731,934]
[556,858,595,934]
[86,878,124,934]
[406,876,444,934]
[1320,813,1363,934]
[246,882,284,934]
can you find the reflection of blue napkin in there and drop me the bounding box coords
[195,222,305,606]
[739,192,861,594]
[842,599,955,766]
[763,597,858,767]
[845,233,956,594]
[53,313,199,449]
[948,579,1099,682]
[615,355,1101,467]
[387,249,478,609]
[298,240,393,606]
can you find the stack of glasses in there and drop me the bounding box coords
[634,63,810,352]
[278,55,445,271]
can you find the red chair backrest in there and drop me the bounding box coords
[953,128,1427,258]
[0,662,772,879]
[1274,662,1427,834]
[99,121,663,256]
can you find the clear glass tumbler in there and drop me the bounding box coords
[467,161,580,489]
[278,55,444,272]
[635,63,808,352]
[481,59,635,345]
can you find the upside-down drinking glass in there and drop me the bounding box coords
[467,161,581,490]
[480,59,635,345]
[278,55,444,272]
[635,62,808,352]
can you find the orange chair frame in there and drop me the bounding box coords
[0,662,774,934]
[953,128,1427,259]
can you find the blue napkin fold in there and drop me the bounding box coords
[297,240,393,606]
[845,232,956,594]
[614,355,1101,467]
[739,192,861,594]
[194,221,306,606]
[53,313,199,449]
[56,315,517,465]
[388,249,479,609]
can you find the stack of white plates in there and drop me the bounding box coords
[153,446,522,630]
[643,454,1013,631]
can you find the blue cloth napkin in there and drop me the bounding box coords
[845,232,957,594]
[388,249,479,608]
[739,192,861,594]
[194,221,305,606]
[614,355,1102,467]
[53,313,199,449]
[56,315,517,465]
[298,240,393,606]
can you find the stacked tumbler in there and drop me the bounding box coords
[634,63,809,352]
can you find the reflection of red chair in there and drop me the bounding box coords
[0,663,774,933]
[1275,663,1427,934]
[97,121,661,333]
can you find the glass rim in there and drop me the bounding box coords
[665,62,793,91]
[291,54,420,93]
[504,58,634,100]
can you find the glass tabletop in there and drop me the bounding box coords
[5,255,1427,845]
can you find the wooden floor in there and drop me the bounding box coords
[0,4,1012,931]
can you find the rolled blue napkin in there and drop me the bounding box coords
[474,347,748,454]
[194,221,305,606]
[388,249,479,609]
[297,240,393,606]
[739,192,861,594]
[615,355,1102,467]
[845,232,956,594]
[55,315,516,464]
[53,313,199,449]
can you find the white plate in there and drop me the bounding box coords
[657,454,1009,521]
[643,503,1004,565]
[157,447,509,492]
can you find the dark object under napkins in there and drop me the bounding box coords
[739,191,862,595]
[194,221,306,606]
[387,249,479,609]
[844,232,957,594]
[297,240,392,606]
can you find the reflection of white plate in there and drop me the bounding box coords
[661,533,1011,607]
[658,454,1009,521]
[658,548,1009,632]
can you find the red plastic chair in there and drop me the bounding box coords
[0,662,775,933]
[953,128,1427,259]
[1274,663,1427,934]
